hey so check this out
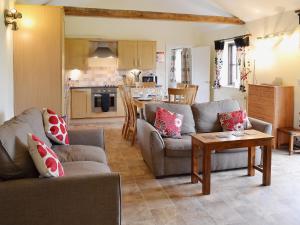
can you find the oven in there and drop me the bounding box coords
[91,87,117,113]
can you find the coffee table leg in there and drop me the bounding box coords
[191,141,199,184]
[248,146,256,176]
[263,142,272,186]
[202,147,211,195]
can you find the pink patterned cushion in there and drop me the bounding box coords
[154,107,183,138]
[218,110,252,131]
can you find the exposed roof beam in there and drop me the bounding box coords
[64,6,245,25]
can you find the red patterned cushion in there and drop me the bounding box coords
[27,133,64,177]
[43,108,69,145]
[219,110,252,131]
[154,107,183,138]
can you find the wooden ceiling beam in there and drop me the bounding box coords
[64,6,245,25]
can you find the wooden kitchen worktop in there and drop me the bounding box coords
[70,86,119,89]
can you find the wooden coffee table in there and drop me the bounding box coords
[191,130,274,195]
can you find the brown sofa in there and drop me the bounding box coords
[137,99,272,177]
[0,108,121,225]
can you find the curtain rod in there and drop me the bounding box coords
[215,34,251,42]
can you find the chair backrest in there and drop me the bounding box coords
[186,84,199,103]
[176,83,187,88]
[135,82,156,88]
[168,88,195,105]
[119,85,128,117]
[122,86,137,124]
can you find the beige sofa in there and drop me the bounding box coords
[0,108,121,225]
[137,99,272,178]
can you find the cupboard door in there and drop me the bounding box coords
[118,40,138,70]
[137,41,156,70]
[71,90,88,118]
[65,39,89,70]
[14,5,62,115]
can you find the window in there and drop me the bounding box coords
[220,41,240,88]
[174,49,182,83]
[228,43,238,86]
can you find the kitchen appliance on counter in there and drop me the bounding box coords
[142,74,157,83]
[91,87,117,113]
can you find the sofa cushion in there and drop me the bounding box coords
[10,108,52,147]
[43,108,70,145]
[154,107,183,138]
[62,161,111,176]
[145,103,195,134]
[52,145,107,164]
[0,120,38,179]
[27,133,64,177]
[191,100,241,133]
[164,135,192,157]
[219,110,252,131]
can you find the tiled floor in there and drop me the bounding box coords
[70,119,300,225]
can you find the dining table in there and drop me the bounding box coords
[132,96,168,119]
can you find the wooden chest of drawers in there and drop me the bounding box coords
[248,84,294,147]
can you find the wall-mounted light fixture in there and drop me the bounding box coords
[296,10,300,24]
[4,8,22,31]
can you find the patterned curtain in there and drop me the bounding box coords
[169,49,177,86]
[234,36,251,92]
[181,48,192,84]
[213,40,225,89]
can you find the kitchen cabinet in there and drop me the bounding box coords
[137,41,156,70]
[71,89,88,118]
[65,38,89,70]
[118,40,156,70]
[71,88,125,119]
[118,40,138,70]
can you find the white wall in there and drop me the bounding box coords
[0,0,15,124]
[64,16,204,90]
[201,10,300,127]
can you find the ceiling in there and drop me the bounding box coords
[16,0,300,22]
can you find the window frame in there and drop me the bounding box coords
[227,42,238,87]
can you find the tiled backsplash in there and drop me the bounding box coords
[67,57,155,87]
[68,57,122,87]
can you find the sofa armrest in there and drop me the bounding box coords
[249,117,273,135]
[68,128,105,150]
[137,119,165,177]
[0,173,121,225]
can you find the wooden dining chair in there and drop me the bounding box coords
[186,84,199,103]
[168,87,195,105]
[123,86,137,145]
[119,85,129,138]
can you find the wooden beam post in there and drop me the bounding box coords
[64,7,245,25]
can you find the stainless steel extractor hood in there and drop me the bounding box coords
[92,46,116,58]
